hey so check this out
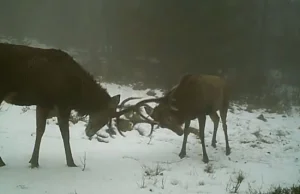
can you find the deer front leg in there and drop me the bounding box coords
[148,124,155,137]
[198,115,209,163]
[179,120,191,159]
[57,108,77,167]
[29,106,49,168]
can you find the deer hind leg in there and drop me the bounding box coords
[178,120,191,159]
[0,96,5,167]
[220,106,231,156]
[209,112,220,148]
[29,106,50,168]
[198,115,209,163]
[57,107,77,167]
[0,157,5,167]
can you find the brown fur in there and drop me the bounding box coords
[135,74,231,163]
[0,43,122,168]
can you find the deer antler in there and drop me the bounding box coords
[113,97,164,136]
[118,97,142,109]
[109,97,142,136]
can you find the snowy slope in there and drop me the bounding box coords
[0,83,299,194]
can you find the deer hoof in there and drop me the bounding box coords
[226,148,231,156]
[179,152,186,159]
[211,143,217,148]
[67,162,77,167]
[30,163,40,169]
[202,157,209,164]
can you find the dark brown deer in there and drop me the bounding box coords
[0,43,133,168]
[122,74,231,163]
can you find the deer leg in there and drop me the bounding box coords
[148,124,155,137]
[0,157,5,167]
[0,97,5,167]
[178,120,191,159]
[220,108,231,156]
[107,118,113,128]
[106,118,117,137]
[198,115,209,163]
[29,106,49,168]
[148,124,160,137]
[57,108,77,167]
[209,112,220,148]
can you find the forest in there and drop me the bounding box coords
[1,0,300,108]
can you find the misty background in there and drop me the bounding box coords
[1,0,300,111]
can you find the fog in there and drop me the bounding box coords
[1,0,300,108]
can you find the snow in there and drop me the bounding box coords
[0,83,300,194]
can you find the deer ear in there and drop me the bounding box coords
[109,95,121,109]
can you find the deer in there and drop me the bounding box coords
[0,42,141,168]
[119,74,231,163]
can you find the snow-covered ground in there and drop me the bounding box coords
[0,83,299,194]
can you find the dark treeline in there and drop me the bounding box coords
[1,0,300,106]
